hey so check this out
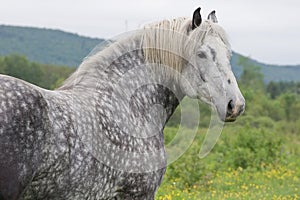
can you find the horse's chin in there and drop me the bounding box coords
[224,117,237,123]
[217,115,236,123]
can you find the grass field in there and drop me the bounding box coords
[155,126,300,200]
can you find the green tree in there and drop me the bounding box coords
[267,81,281,99]
[0,57,4,73]
[280,93,297,121]
[238,57,264,91]
[3,54,29,79]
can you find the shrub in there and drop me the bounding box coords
[217,127,285,170]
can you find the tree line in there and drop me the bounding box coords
[0,54,74,89]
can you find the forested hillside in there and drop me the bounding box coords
[0,25,300,83]
[0,25,103,67]
[231,53,300,83]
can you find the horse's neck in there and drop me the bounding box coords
[91,47,182,133]
[70,35,184,130]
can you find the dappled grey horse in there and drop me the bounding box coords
[0,8,245,200]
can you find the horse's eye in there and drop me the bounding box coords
[198,52,207,59]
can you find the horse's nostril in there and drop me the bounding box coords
[227,100,234,114]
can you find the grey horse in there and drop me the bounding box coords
[0,7,245,200]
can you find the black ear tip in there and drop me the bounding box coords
[194,7,201,13]
[208,10,218,23]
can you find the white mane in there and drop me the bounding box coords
[58,17,229,90]
[142,18,229,74]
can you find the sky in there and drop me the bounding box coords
[0,0,299,65]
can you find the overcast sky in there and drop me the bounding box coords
[0,0,299,65]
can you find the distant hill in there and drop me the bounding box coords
[0,25,299,82]
[231,53,300,83]
[0,25,103,67]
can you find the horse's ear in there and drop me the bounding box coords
[192,7,202,30]
[208,10,218,23]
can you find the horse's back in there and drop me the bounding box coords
[0,75,50,200]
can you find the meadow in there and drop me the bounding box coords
[156,126,300,200]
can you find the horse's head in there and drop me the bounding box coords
[180,8,245,122]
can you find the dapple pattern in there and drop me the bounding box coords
[0,49,179,200]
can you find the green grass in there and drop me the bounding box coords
[155,126,300,200]
[156,165,300,199]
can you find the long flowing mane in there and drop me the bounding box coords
[59,18,229,90]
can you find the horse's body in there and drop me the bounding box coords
[0,8,245,200]
[0,48,175,200]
